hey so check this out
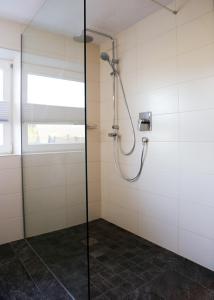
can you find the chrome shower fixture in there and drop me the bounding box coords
[73,31,94,43]
[100,52,119,64]
[99,34,149,182]
[100,52,110,62]
[75,27,149,182]
[100,52,119,75]
[74,28,117,66]
[73,28,115,47]
[138,112,152,131]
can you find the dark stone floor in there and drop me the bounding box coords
[0,219,213,299]
[89,219,214,299]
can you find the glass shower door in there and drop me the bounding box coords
[21,0,89,299]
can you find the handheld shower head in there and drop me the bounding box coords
[100,52,119,75]
[100,52,110,62]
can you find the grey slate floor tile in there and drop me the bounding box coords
[0,219,213,300]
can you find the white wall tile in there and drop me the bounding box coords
[176,0,213,26]
[87,80,100,102]
[179,229,214,271]
[0,155,20,169]
[144,142,179,172]
[89,202,100,221]
[87,62,100,83]
[178,44,214,83]
[179,110,214,142]
[0,193,22,219]
[67,183,85,206]
[118,47,137,77]
[179,76,214,112]
[87,100,100,123]
[134,86,179,115]
[0,217,23,245]
[100,100,113,122]
[116,24,138,52]
[108,184,141,212]
[24,186,66,214]
[180,200,214,240]
[23,152,66,167]
[24,164,66,189]
[88,142,101,162]
[140,191,178,225]
[102,201,139,235]
[137,168,179,198]
[66,204,86,227]
[180,142,214,174]
[100,80,112,102]
[101,141,115,163]
[88,180,100,204]
[0,168,21,195]
[136,7,176,44]
[26,209,67,237]
[0,19,24,51]
[137,57,177,91]
[180,172,214,207]
[137,29,176,66]
[88,162,100,182]
[145,114,178,142]
[177,12,214,54]
[65,152,85,164]
[139,215,178,252]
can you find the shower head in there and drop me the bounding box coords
[100,52,118,74]
[73,32,94,43]
[100,52,110,62]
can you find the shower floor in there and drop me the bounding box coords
[0,219,213,299]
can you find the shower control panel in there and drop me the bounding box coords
[138,112,152,131]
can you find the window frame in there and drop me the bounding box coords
[22,63,85,153]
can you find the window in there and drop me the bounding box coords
[22,66,85,153]
[27,74,84,108]
[0,60,12,154]
[27,124,85,145]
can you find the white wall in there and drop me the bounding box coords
[0,155,23,244]
[23,152,86,237]
[100,0,214,271]
[0,18,24,51]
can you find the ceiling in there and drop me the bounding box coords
[0,0,172,42]
[0,0,46,23]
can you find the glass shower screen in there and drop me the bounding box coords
[21,0,89,298]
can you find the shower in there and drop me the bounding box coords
[74,28,149,182]
[100,49,148,182]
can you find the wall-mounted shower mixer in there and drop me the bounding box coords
[138,112,152,131]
